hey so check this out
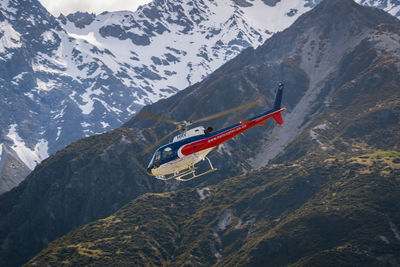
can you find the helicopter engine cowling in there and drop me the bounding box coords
[172,126,206,142]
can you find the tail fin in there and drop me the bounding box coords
[273,82,284,111]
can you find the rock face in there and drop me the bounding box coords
[0,0,320,190]
[1,0,399,266]
[28,155,400,266]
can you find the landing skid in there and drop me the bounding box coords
[155,157,217,182]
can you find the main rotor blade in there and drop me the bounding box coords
[138,110,178,125]
[127,152,147,173]
[193,99,263,124]
[140,129,179,156]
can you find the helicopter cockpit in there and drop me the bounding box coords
[146,126,212,174]
[147,143,180,171]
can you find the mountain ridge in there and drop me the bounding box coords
[0,0,322,191]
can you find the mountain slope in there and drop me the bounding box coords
[27,153,400,265]
[1,0,400,265]
[26,8,400,262]
[0,0,318,191]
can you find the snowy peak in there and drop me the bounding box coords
[59,0,316,103]
[0,20,22,58]
[358,0,400,16]
[60,12,96,29]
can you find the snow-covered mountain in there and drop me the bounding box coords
[0,0,320,192]
[0,0,399,193]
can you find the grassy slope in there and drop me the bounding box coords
[26,150,400,266]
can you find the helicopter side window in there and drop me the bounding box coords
[162,146,174,160]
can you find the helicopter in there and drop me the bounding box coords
[138,83,285,182]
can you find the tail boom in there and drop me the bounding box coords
[180,83,285,156]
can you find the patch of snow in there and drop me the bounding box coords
[78,83,104,115]
[51,105,67,120]
[0,143,2,162]
[216,143,232,156]
[216,209,234,232]
[24,92,35,101]
[0,0,17,14]
[69,32,103,48]
[310,123,328,150]
[314,123,327,131]
[0,21,22,57]
[214,250,222,259]
[356,0,400,18]
[41,30,57,45]
[6,124,49,170]
[389,218,400,241]
[196,187,211,201]
[101,122,110,128]
[56,127,62,141]
[35,139,49,161]
[36,78,58,91]
[94,97,123,115]
[12,72,28,82]
[241,0,312,33]
[378,235,390,244]
[33,32,104,81]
